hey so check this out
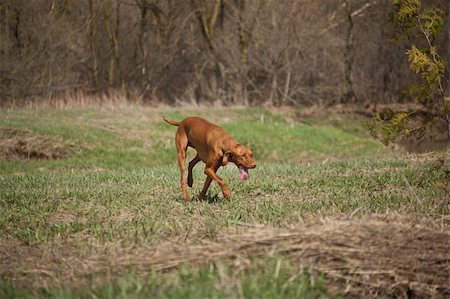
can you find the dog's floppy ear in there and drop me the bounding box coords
[222,144,240,166]
[222,151,231,166]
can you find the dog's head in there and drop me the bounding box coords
[223,144,256,181]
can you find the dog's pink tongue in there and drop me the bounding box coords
[239,166,249,181]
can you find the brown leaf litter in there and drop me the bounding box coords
[1,214,449,298]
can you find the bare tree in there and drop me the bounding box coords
[1,0,447,107]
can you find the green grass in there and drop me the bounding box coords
[0,106,447,298]
[1,258,332,299]
[0,107,389,175]
[1,160,446,244]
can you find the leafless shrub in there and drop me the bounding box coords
[0,0,447,106]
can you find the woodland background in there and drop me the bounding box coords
[1,0,449,106]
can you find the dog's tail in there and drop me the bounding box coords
[163,116,180,126]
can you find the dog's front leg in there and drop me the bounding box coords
[204,163,231,200]
[198,176,213,201]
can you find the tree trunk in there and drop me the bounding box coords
[88,0,99,88]
[343,0,356,103]
[103,1,123,89]
[237,0,248,105]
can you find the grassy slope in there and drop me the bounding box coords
[0,107,388,174]
[0,107,448,298]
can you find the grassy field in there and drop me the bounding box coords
[1,106,449,298]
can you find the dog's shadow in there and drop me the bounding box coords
[202,193,222,204]
[173,193,223,204]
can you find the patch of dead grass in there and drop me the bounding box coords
[1,214,448,298]
[0,128,73,160]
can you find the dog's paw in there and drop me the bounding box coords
[183,192,191,201]
[223,188,231,199]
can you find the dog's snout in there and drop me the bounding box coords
[250,163,257,169]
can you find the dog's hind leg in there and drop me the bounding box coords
[188,154,201,187]
[175,128,190,201]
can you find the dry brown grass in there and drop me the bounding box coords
[1,214,449,298]
[0,128,72,160]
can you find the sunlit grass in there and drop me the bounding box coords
[0,106,447,298]
[0,107,390,175]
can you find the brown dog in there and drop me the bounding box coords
[163,116,256,201]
